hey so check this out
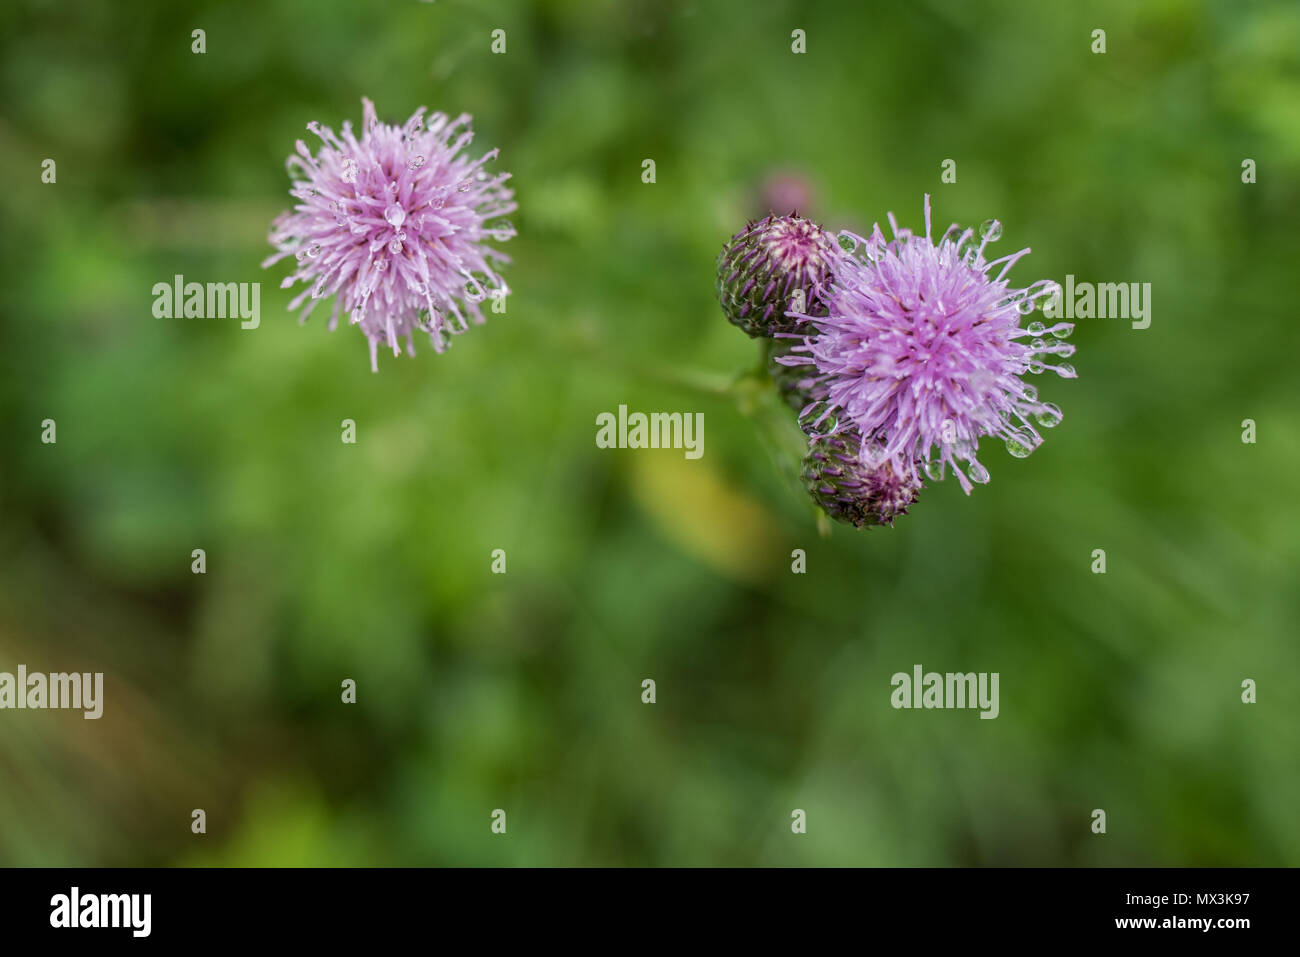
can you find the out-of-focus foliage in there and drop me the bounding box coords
[0,0,1296,866]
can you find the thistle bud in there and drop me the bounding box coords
[716,214,837,338]
[802,432,922,528]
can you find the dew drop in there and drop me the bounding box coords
[463,278,486,302]
[968,460,991,484]
[1035,402,1063,428]
[1056,363,1077,378]
[388,238,403,255]
[407,155,426,171]
[341,159,359,184]
[1050,322,1074,339]
[798,403,838,437]
[1005,435,1034,458]
[1027,321,1046,336]
[1031,338,1046,352]
[384,204,406,228]
[837,234,859,254]
[1021,384,1039,402]
[306,243,321,258]
[457,180,472,192]
[375,259,388,272]
[924,458,945,482]
[1017,298,1036,314]
[1029,359,1046,374]
[979,219,1002,242]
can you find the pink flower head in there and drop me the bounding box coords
[263,98,517,371]
[785,195,1076,493]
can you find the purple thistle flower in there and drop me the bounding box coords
[784,195,1076,493]
[263,98,517,372]
[717,214,838,338]
[802,431,922,528]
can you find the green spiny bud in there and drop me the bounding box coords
[716,214,837,338]
[802,432,922,528]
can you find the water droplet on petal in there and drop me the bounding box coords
[407,155,425,171]
[979,219,1002,241]
[1050,322,1074,339]
[1035,403,1063,428]
[375,259,388,272]
[384,204,406,228]
[924,458,945,482]
[1056,363,1077,378]
[1027,321,1046,336]
[487,220,516,241]
[1029,359,1046,374]
[306,243,321,258]
[457,180,472,192]
[968,460,991,484]
[1021,384,1038,402]
[1005,435,1034,458]
[341,159,359,183]
[388,238,403,254]
[1017,298,1036,314]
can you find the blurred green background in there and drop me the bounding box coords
[1,0,1297,866]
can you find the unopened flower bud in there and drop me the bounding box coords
[802,432,922,528]
[716,214,837,338]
